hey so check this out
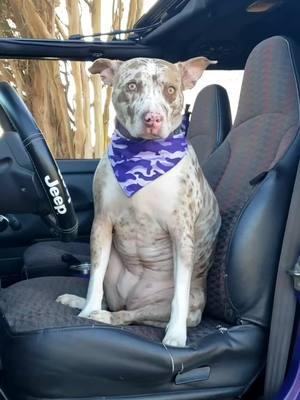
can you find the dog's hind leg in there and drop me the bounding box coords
[87,300,171,328]
[104,245,127,311]
[56,294,108,310]
[56,294,86,310]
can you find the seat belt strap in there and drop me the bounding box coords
[264,160,300,400]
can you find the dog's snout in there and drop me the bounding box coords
[143,112,163,126]
[143,112,163,136]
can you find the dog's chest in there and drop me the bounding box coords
[101,156,192,267]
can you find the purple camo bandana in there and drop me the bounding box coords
[108,116,189,197]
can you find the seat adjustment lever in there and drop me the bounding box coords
[0,215,9,232]
[287,256,300,291]
[175,366,210,385]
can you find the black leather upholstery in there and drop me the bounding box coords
[0,36,300,400]
[23,84,231,279]
[188,84,232,164]
[0,276,263,400]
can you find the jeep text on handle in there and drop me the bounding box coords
[44,175,67,215]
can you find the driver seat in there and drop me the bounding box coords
[0,36,300,400]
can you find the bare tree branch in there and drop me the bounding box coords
[55,15,68,39]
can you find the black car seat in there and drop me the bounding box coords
[188,84,232,163]
[1,36,299,400]
[23,84,232,279]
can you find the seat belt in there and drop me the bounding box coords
[264,160,300,400]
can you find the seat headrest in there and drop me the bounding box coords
[234,36,300,127]
[188,84,232,164]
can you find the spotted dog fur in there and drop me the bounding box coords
[57,57,221,347]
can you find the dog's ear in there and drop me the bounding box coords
[89,59,123,86]
[177,57,217,90]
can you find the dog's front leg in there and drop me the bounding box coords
[78,215,112,318]
[163,227,194,347]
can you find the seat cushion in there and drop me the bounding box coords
[0,276,228,344]
[0,276,265,399]
[23,241,90,278]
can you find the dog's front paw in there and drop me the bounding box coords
[162,325,187,347]
[86,310,112,324]
[78,303,100,319]
[56,294,86,310]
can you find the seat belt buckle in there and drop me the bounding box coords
[287,256,300,291]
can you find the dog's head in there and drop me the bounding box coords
[89,57,216,140]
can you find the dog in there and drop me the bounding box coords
[57,56,221,347]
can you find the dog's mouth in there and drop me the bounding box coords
[141,111,165,139]
[116,112,170,140]
[143,125,162,138]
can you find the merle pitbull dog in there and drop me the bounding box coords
[57,56,221,347]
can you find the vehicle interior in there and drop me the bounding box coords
[0,0,299,399]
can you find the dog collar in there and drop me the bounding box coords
[108,116,189,197]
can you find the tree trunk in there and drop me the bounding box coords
[91,0,105,158]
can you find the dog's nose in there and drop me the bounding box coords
[143,112,163,127]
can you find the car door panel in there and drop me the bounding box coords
[0,159,98,280]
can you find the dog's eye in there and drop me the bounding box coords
[167,86,176,95]
[127,82,137,91]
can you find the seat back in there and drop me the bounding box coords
[203,36,300,326]
[188,84,232,163]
